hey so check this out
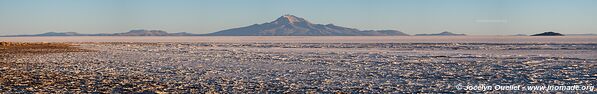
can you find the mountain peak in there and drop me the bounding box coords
[273,14,310,24]
[207,15,408,36]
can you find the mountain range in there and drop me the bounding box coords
[5,30,196,37]
[113,30,196,36]
[7,15,587,36]
[4,15,410,36]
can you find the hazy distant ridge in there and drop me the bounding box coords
[113,30,196,36]
[415,31,466,36]
[5,30,196,37]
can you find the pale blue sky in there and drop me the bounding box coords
[0,0,595,35]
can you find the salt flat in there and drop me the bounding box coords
[1,36,596,43]
[0,36,596,93]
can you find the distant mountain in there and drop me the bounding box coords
[114,30,169,36]
[531,32,564,36]
[415,31,466,36]
[206,15,408,36]
[512,34,528,36]
[35,32,82,36]
[169,32,197,36]
[9,32,111,36]
[4,29,196,37]
[113,29,195,36]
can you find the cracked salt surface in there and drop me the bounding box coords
[0,37,596,93]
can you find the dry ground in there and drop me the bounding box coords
[0,42,92,58]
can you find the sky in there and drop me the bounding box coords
[0,0,596,35]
